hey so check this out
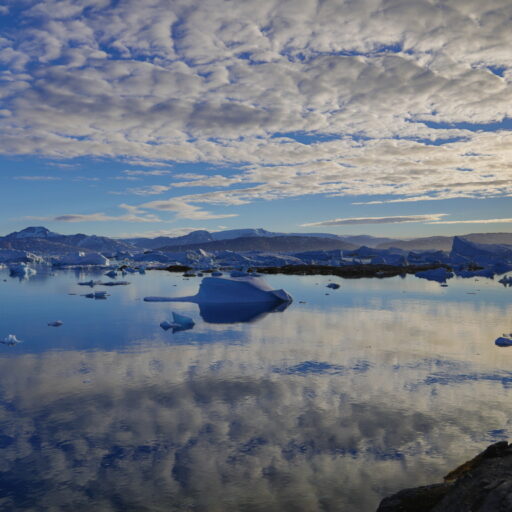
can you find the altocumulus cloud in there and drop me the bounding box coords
[2,0,512,218]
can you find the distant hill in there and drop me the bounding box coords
[1,226,134,255]
[377,233,512,252]
[377,236,454,252]
[156,235,358,253]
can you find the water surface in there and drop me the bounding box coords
[0,268,511,511]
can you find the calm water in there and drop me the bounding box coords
[0,267,511,511]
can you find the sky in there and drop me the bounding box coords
[1,0,512,239]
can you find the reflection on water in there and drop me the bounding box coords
[0,269,511,511]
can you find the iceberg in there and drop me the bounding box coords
[498,276,512,287]
[145,276,293,323]
[52,252,110,266]
[48,321,63,327]
[145,276,292,305]
[495,335,512,347]
[85,291,108,299]
[160,313,195,332]
[1,334,22,346]
[0,249,42,264]
[105,270,117,278]
[9,263,37,278]
[415,267,453,283]
[327,283,340,289]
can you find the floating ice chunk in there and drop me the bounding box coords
[327,283,340,289]
[415,267,453,283]
[48,321,63,327]
[85,291,108,299]
[211,271,223,276]
[78,280,101,287]
[495,335,512,347]
[172,312,195,329]
[1,334,22,345]
[498,276,512,286]
[100,281,130,286]
[105,270,117,278]
[9,263,36,278]
[160,313,195,332]
[160,321,174,331]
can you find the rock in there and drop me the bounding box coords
[377,441,512,511]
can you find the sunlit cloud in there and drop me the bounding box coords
[301,214,448,226]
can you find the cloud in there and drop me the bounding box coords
[122,170,172,176]
[127,185,171,195]
[14,175,61,181]
[25,211,164,223]
[429,217,512,225]
[2,0,512,214]
[301,214,448,226]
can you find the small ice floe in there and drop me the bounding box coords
[105,270,117,278]
[48,321,63,327]
[327,283,340,289]
[1,334,22,346]
[138,267,146,274]
[100,281,130,286]
[85,291,108,299]
[78,280,101,287]
[415,267,453,283]
[211,271,223,277]
[123,267,136,273]
[495,334,512,347]
[9,264,36,279]
[160,312,195,332]
[498,276,512,287]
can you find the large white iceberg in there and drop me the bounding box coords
[145,276,292,305]
[145,276,293,323]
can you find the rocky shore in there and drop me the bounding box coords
[255,263,451,279]
[377,441,512,511]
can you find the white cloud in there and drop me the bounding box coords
[429,217,512,225]
[122,169,172,176]
[14,175,61,181]
[2,0,512,215]
[302,214,448,226]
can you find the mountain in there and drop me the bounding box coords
[376,232,512,252]
[126,228,345,249]
[377,236,454,252]
[1,226,135,255]
[155,235,358,253]
[339,235,400,248]
[126,230,214,250]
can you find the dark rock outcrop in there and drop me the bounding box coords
[377,441,512,511]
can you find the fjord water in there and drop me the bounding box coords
[0,268,511,511]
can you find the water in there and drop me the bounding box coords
[0,268,511,511]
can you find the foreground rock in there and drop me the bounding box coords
[377,441,512,511]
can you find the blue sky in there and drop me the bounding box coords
[1,0,512,239]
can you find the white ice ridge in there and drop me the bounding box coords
[144,276,293,304]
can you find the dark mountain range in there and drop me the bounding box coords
[377,232,512,252]
[155,235,358,253]
[1,226,134,255]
